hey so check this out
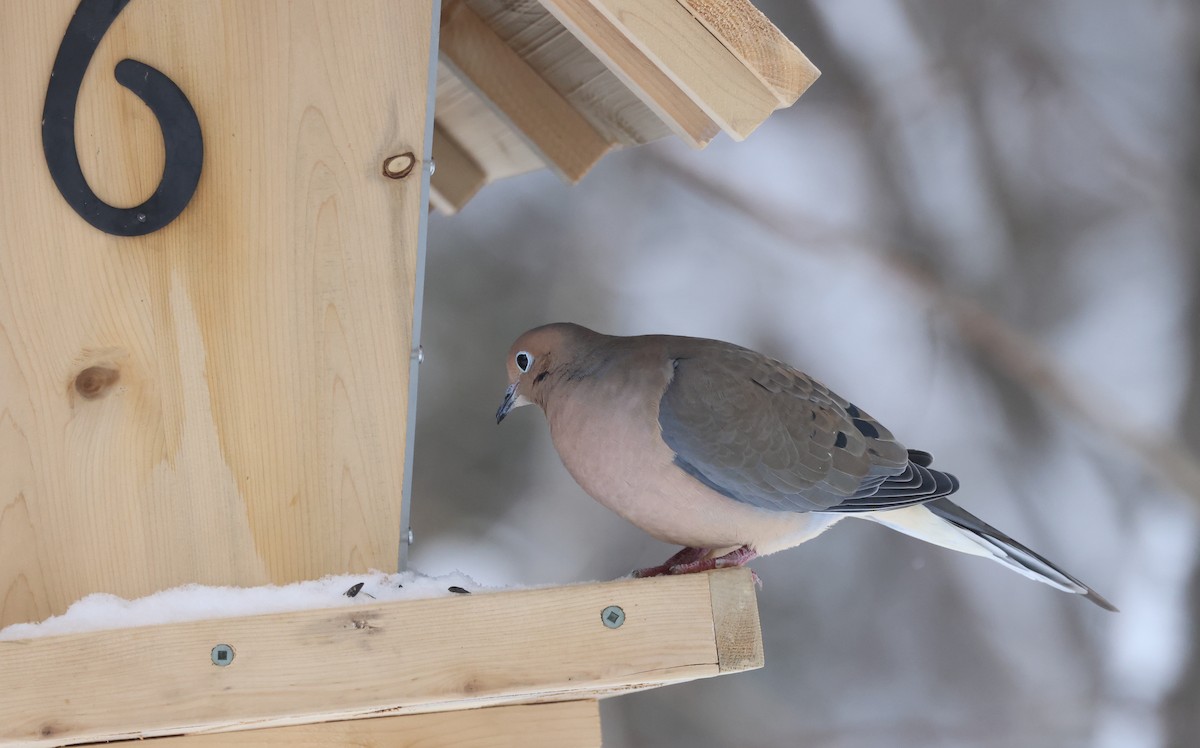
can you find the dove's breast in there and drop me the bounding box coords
[543,351,840,555]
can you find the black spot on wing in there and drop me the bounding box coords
[834,432,847,449]
[853,419,879,439]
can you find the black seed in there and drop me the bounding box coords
[448,586,470,594]
[344,582,365,598]
[834,432,848,449]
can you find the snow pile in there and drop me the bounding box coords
[0,570,492,641]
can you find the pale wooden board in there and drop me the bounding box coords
[678,0,820,106]
[539,0,719,148]
[430,124,488,215]
[441,0,613,182]
[139,702,602,747]
[465,0,674,147]
[582,0,780,140]
[434,62,548,182]
[709,562,765,672]
[0,570,761,746]
[0,1,433,628]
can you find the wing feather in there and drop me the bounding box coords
[657,339,958,513]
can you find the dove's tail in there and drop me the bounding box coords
[864,498,1117,611]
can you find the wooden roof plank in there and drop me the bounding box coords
[434,63,547,183]
[464,0,674,147]
[539,0,720,149]
[581,0,780,140]
[440,0,613,182]
[677,0,820,106]
[430,123,487,215]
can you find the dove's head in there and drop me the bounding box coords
[496,323,600,423]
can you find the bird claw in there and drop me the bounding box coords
[661,545,759,576]
[634,546,760,586]
[633,546,710,578]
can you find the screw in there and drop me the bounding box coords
[601,605,625,629]
[406,527,415,545]
[211,643,235,666]
[412,345,424,364]
[426,158,436,176]
[135,212,147,223]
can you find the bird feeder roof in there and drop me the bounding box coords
[431,0,819,213]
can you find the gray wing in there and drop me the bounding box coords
[657,340,959,513]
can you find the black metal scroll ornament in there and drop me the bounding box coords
[42,0,203,237]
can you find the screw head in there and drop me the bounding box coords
[601,605,625,629]
[211,643,235,666]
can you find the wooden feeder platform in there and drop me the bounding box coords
[0,569,761,746]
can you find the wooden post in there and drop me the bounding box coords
[0,0,436,628]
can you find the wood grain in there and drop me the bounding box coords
[709,564,764,672]
[140,702,602,747]
[434,61,548,182]
[539,0,719,148]
[677,0,820,106]
[441,0,612,182]
[0,570,761,746]
[0,1,434,628]
[430,123,488,215]
[582,0,780,140]
[465,0,674,147]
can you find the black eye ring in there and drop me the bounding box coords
[515,351,532,372]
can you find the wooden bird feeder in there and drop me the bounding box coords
[0,0,816,744]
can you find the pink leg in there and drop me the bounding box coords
[633,547,710,578]
[668,545,758,575]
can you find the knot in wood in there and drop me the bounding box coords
[382,152,416,179]
[74,366,120,400]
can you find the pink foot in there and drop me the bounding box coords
[668,545,758,575]
[633,547,710,578]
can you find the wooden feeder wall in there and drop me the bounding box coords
[0,0,814,744]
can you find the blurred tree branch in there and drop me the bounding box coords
[1161,14,1200,744]
[648,150,1200,509]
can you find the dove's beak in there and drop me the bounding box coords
[496,382,519,424]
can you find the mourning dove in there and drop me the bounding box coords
[497,323,1115,610]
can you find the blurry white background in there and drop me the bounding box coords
[411,1,1200,746]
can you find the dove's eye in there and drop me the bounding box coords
[515,351,532,372]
